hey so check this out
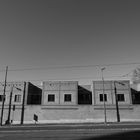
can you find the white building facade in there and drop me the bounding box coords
[0,80,140,124]
[0,81,26,125]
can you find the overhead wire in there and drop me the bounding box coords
[0,62,137,83]
[18,74,131,83]
[0,62,140,72]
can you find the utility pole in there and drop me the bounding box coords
[0,66,8,126]
[21,82,26,125]
[101,67,107,124]
[114,82,120,122]
[6,86,13,125]
[114,81,125,122]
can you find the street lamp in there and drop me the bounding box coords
[114,81,125,122]
[101,67,107,124]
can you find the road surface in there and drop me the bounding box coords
[0,123,140,140]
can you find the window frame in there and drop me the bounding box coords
[64,94,72,102]
[14,94,21,102]
[117,94,125,102]
[0,95,3,102]
[48,94,55,102]
[99,94,107,102]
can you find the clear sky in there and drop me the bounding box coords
[0,0,140,85]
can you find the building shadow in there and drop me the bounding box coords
[80,130,140,140]
[78,86,92,105]
[131,88,140,104]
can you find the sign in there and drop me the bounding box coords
[34,114,38,122]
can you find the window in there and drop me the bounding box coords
[0,95,3,102]
[100,94,107,102]
[48,94,55,102]
[14,95,21,102]
[117,94,125,102]
[64,94,71,102]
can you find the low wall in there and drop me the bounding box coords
[22,105,140,124]
[1,105,140,124]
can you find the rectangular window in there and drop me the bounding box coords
[0,95,5,102]
[48,94,55,102]
[100,94,107,102]
[0,95,3,102]
[117,94,125,102]
[14,95,21,102]
[64,94,71,102]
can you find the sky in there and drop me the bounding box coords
[0,0,140,85]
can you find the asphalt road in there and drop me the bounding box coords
[0,123,140,140]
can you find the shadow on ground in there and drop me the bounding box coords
[81,130,140,140]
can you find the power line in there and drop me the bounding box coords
[16,74,130,83]
[0,62,139,72]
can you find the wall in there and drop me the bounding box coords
[0,81,25,124]
[42,81,78,106]
[0,81,42,125]
[93,80,132,106]
[22,104,140,124]
[20,80,140,124]
[1,80,140,125]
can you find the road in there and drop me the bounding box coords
[0,123,140,140]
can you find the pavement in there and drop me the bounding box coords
[0,122,140,140]
[1,121,140,130]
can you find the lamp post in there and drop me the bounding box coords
[114,81,125,122]
[101,67,107,124]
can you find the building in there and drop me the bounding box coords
[0,81,42,125]
[42,81,78,105]
[92,80,133,122]
[38,81,94,123]
[1,80,140,124]
[26,80,134,124]
[93,80,132,106]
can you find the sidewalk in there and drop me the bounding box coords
[1,121,140,129]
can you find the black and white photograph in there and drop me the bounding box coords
[0,0,140,139]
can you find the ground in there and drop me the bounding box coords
[0,122,140,140]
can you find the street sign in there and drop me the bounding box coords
[34,114,38,122]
